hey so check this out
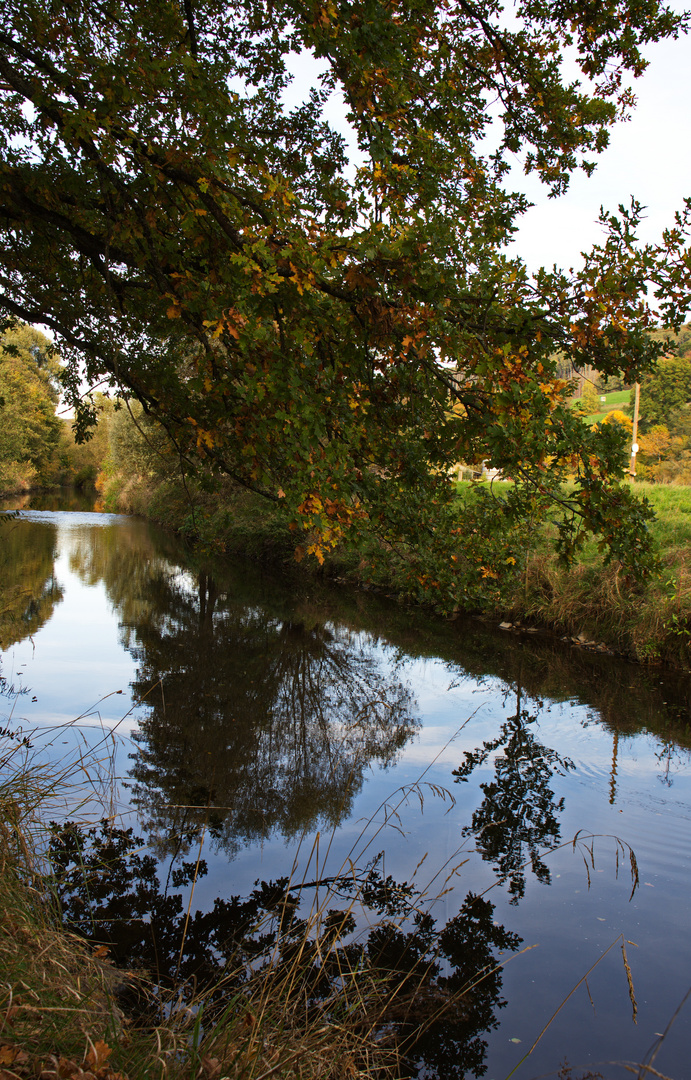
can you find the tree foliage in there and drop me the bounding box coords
[633,355,691,431]
[2,0,691,592]
[0,324,63,488]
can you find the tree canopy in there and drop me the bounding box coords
[634,355,691,431]
[2,0,691,595]
[0,324,63,489]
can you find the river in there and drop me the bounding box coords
[1,492,690,1079]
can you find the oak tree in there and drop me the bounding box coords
[2,0,691,600]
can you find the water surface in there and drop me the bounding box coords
[2,494,690,1079]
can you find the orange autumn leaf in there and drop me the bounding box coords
[87,1041,113,1072]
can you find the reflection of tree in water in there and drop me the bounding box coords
[0,519,63,648]
[128,570,419,857]
[453,684,574,903]
[67,520,179,637]
[50,819,521,1080]
[66,524,420,856]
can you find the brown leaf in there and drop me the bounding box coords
[87,1043,112,1072]
[200,1057,221,1080]
[56,1057,82,1078]
[0,1046,29,1068]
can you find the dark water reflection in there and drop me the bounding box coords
[454,684,576,903]
[0,517,63,648]
[128,582,419,858]
[49,817,521,1080]
[2,494,691,1078]
[64,521,420,855]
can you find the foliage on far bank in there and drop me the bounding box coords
[0,325,63,494]
[95,403,691,666]
[0,324,114,496]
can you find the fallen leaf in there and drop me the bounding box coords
[87,1042,112,1072]
[200,1057,221,1079]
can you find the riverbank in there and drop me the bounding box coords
[98,472,691,669]
[0,828,390,1080]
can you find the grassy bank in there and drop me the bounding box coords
[99,469,691,669]
[510,482,691,666]
[0,850,405,1080]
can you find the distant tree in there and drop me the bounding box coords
[637,419,690,481]
[633,356,691,430]
[571,385,600,417]
[670,324,691,359]
[59,393,114,488]
[0,325,63,490]
[602,409,633,434]
[597,373,631,393]
[639,424,672,464]
[667,404,691,439]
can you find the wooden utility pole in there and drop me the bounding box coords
[630,382,640,479]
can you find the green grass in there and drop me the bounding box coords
[600,389,630,407]
[506,481,691,665]
[583,389,632,426]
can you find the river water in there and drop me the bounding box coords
[2,493,690,1079]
